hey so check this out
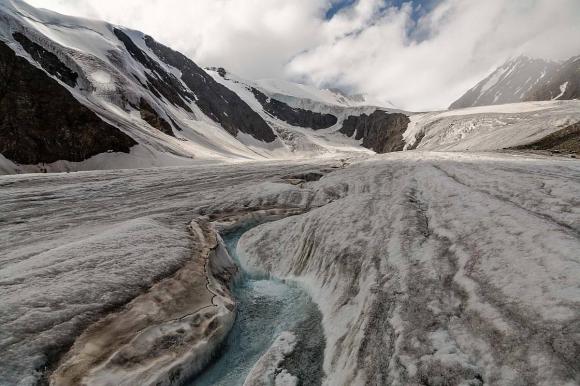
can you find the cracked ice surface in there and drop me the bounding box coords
[0,160,333,385]
[238,152,580,386]
[1,152,579,385]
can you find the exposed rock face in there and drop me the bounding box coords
[12,32,78,88]
[113,29,194,113]
[168,117,184,131]
[140,33,277,143]
[251,87,338,130]
[511,121,580,154]
[206,67,227,78]
[525,56,580,102]
[0,40,136,165]
[340,111,410,153]
[407,130,426,150]
[139,98,174,137]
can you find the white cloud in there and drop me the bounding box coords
[25,0,327,79]
[25,0,580,110]
[287,0,580,110]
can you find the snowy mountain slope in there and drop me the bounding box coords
[207,67,410,157]
[253,77,397,110]
[525,55,580,102]
[405,100,580,151]
[0,0,321,174]
[0,0,298,171]
[450,56,559,109]
[0,0,416,174]
[1,0,577,176]
[0,38,138,165]
[208,68,580,157]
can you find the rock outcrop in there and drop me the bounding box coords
[139,32,277,143]
[0,40,136,165]
[139,98,174,137]
[113,28,194,113]
[251,87,338,130]
[12,32,78,88]
[340,111,410,153]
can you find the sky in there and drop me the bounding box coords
[25,0,580,110]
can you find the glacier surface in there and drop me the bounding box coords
[1,152,579,385]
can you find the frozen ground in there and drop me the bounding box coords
[1,152,579,385]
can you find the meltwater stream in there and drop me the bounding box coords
[188,226,325,386]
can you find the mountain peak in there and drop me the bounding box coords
[449,54,577,109]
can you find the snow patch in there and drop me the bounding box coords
[553,81,569,100]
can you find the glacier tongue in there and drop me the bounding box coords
[0,160,338,385]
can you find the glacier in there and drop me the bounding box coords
[1,152,579,385]
[0,1,579,385]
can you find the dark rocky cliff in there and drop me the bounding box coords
[113,29,194,113]
[139,98,174,137]
[251,87,338,130]
[340,111,410,153]
[144,33,277,142]
[113,29,276,143]
[0,41,136,165]
[12,32,78,88]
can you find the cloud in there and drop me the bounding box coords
[25,0,327,79]
[287,0,580,110]
[25,0,580,110]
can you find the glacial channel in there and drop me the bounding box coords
[189,225,325,386]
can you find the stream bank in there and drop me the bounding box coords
[189,225,325,386]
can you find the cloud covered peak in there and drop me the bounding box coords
[26,0,580,110]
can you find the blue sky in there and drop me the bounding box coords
[325,0,438,21]
[325,0,357,19]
